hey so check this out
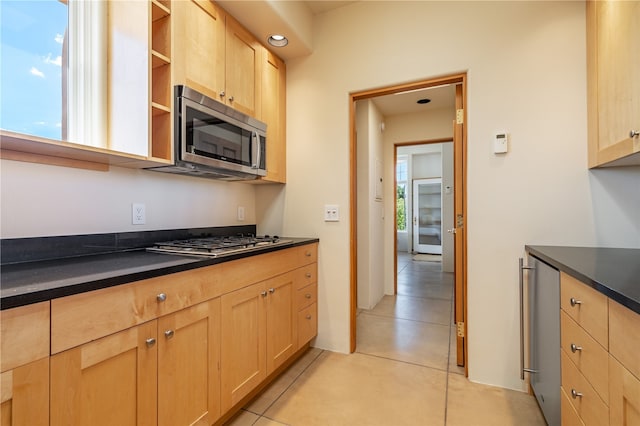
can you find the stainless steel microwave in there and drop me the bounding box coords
[148,85,266,181]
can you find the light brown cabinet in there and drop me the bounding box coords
[560,272,640,426]
[8,242,317,425]
[220,271,296,412]
[0,302,50,426]
[50,321,158,426]
[608,299,640,426]
[258,49,287,183]
[51,299,221,426]
[586,0,640,167]
[173,1,262,117]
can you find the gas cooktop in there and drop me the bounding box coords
[146,235,292,258]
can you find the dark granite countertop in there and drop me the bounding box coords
[526,246,640,314]
[1,236,319,310]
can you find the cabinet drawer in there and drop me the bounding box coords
[561,386,586,426]
[51,265,223,353]
[1,302,50,372]
[297,303,317,348]
[561,273,608,348]
[296,243,318,265]
[561,310,609,404]
[561,350,609,426]
[295,263,317,290]
[296,283,317,310]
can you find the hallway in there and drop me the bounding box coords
[226,253,546,426]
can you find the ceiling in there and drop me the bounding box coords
[217,1,455,117]
[371,84,456,117]
[305,1,358,15]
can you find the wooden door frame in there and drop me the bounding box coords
[349,73,468,375]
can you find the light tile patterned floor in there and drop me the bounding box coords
[226,253,546,426]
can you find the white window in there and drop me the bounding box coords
[1,0,107,148]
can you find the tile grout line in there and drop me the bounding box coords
[247,348,326,424]
[358,310,453,328]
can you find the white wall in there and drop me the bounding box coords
[279,0,640,393]
[355,99,385,310]
[0,160,256,238]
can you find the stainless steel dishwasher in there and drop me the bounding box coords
[520,255,560,426]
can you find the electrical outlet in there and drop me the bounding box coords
[132,203,146,225]
[237,206,245,221]
[324,204,339,222]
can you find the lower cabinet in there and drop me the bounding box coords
[13,242,318,425]
[560,273,640,426]
[1,357,49,426]
[0,302,50,426]
[51,299,221,426]
[220,271,296,412]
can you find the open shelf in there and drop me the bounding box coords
[150,0,172,162]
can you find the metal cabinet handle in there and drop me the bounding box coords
[570,343,583,353]
[306,314,312,320]
[305,293,312,299]
[164,330,174,339]
[261,291,268,297]
[630,130,639,138]
[228,96,234,102]
[157,293,167,302]
[269,288,275,293]
[571,389,583,399]
[305,251,312,257]
[146,338,156,348]
[519,258,537,380]
[219,90,225,98]
[570,297,582,307]
[306,273,312,278]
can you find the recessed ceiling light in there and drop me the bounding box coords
[268,34,288,47]
[417,98,431,104]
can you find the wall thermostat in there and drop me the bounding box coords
[494,132,509,154]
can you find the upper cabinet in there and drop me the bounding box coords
[173,1,262,117]
[259,50,287,183]
[172,0,225,103]
[587,0,640,168]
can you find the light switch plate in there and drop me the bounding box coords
[324,204,339,222]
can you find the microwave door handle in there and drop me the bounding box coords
[252,131,261,169]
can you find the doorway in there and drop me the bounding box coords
[349,73,467,374]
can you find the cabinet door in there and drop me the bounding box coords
[265,272,296,374]
[260,49,286,183]
[225,15,262,117]
[609,355,640,426]
[220,282,266,411]
[1,357,49,426]
[174,0,225,101]
[158,299,221,426]
[587,0,640,166]
[50,321,158,426]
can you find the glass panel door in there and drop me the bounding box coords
[413,178,442,254]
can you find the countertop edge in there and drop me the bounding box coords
[526,245,640,315]
[1,238,319,310]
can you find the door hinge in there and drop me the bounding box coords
[456,109,464,124]
[456,322,465,338]
[456,214,464,228]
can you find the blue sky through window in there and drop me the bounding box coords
[1,0,67,140]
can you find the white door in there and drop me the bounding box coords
[413,178,442,254]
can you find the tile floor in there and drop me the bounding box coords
[225,253,546,426]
